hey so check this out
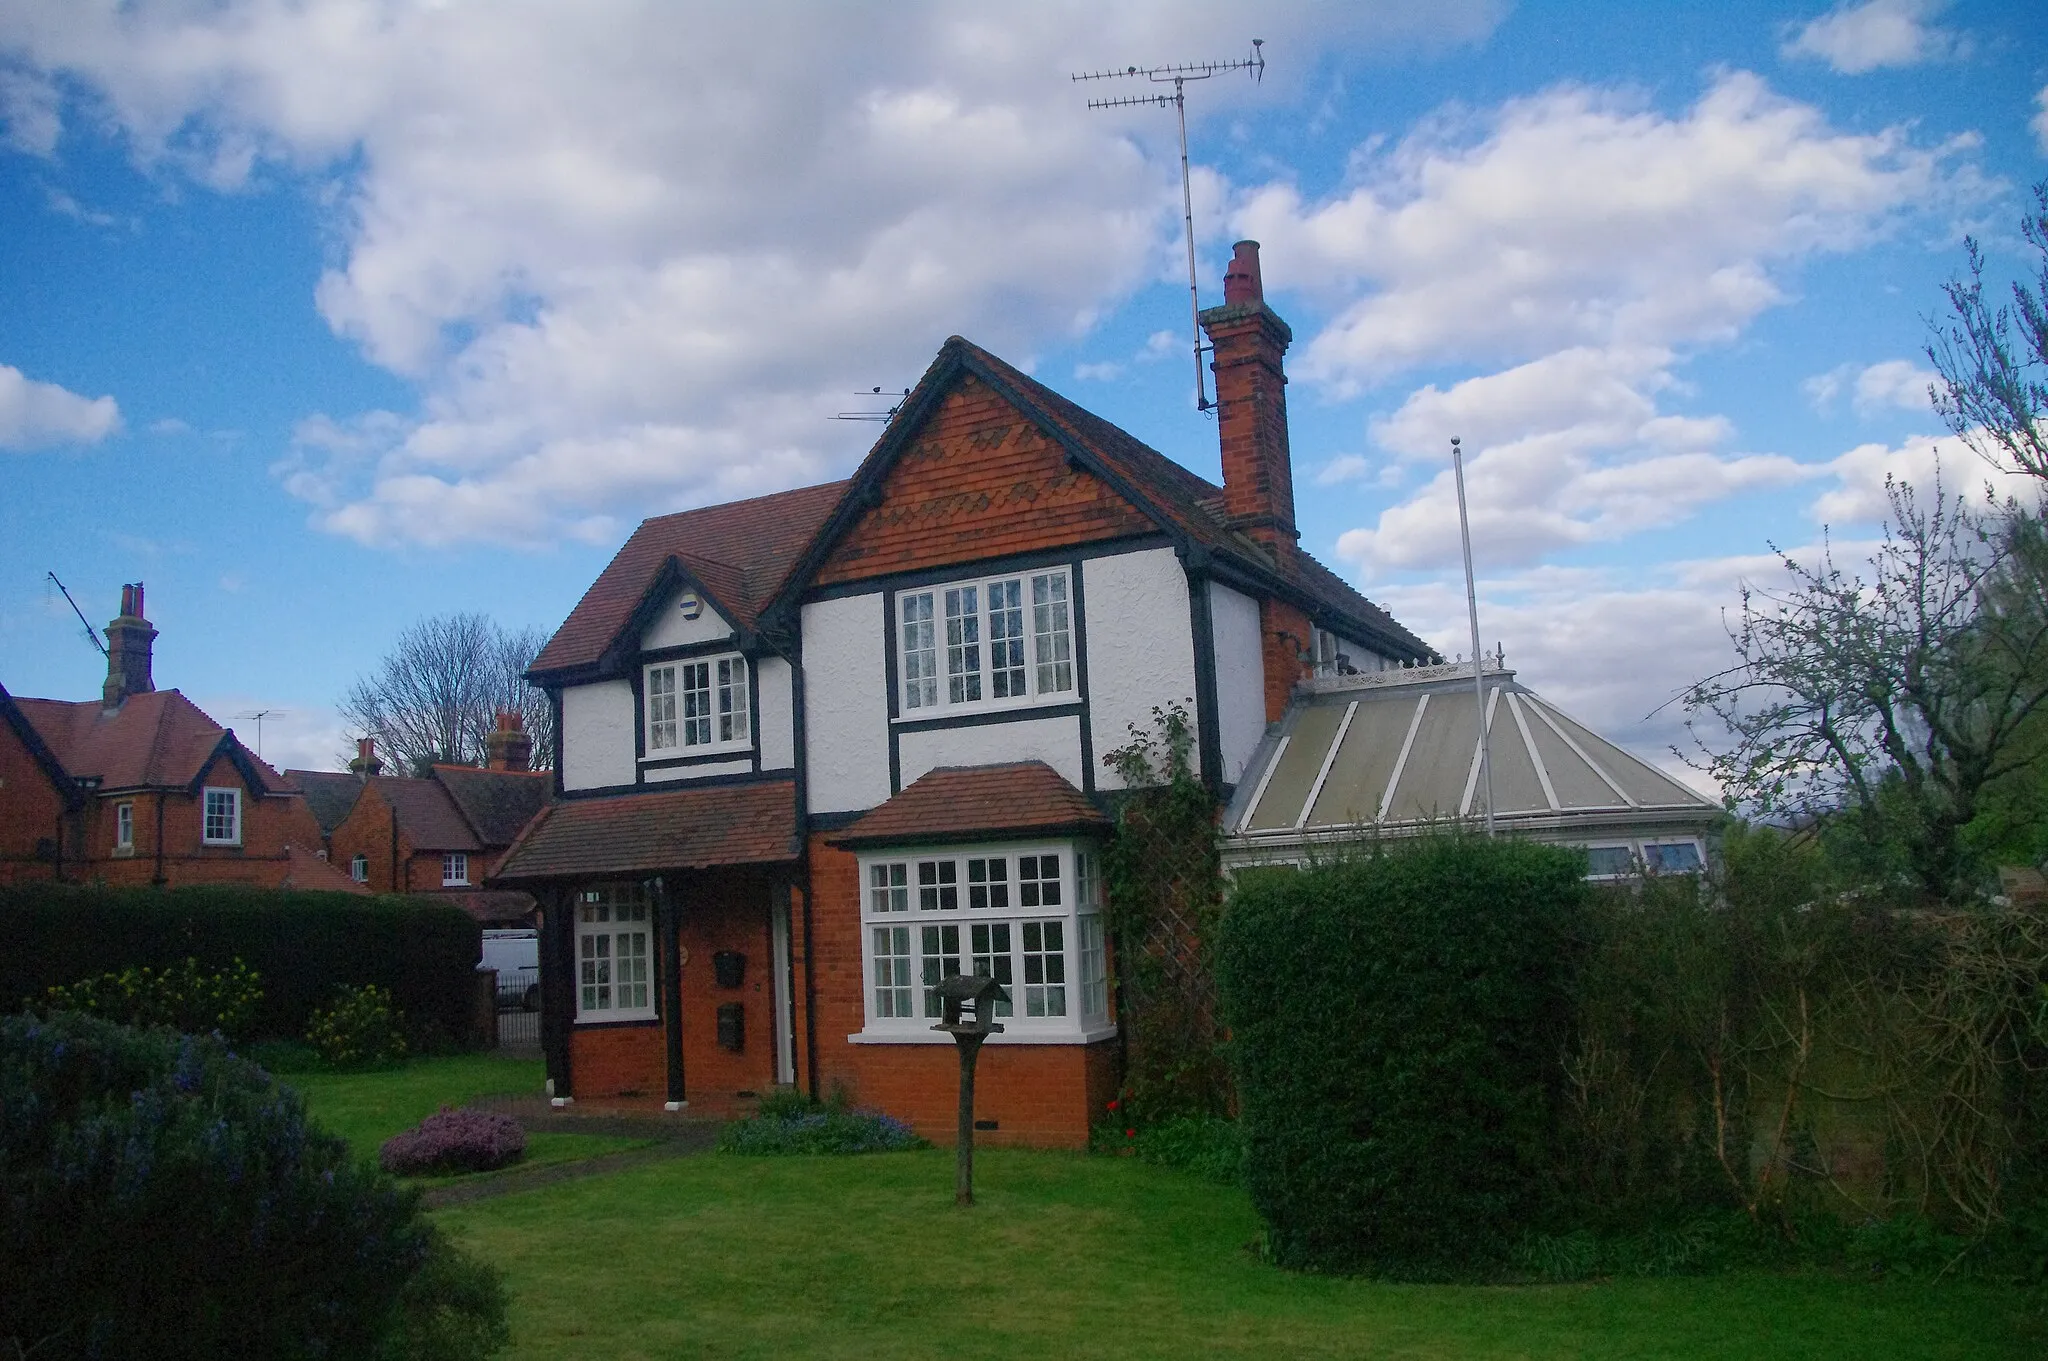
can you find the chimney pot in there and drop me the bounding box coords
[349,737,384,780]
[486,711,534,772]
[1222,240,1263,306]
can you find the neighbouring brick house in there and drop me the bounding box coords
[494,243,1436,1145]
[298,719,548,925]
[0,584,351,891]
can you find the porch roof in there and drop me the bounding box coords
[828,761,1106,850]
[489,779,798,882]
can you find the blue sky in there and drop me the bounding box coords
[2,0,2043,780]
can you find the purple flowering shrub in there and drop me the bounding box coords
[380,1105,528,1175]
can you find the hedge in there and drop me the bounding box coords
[1215,836,1589,1278]
[0,884,481,1048]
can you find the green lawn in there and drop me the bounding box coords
[434,1151,2044,1361]
[289,1053,644,1175]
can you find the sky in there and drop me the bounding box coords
[1,0,2044,786]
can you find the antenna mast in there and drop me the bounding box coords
[45,571,108,659]
[1074,39,1265,412]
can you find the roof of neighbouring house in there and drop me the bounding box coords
[1224,661,1717,843]
[368,775,483,852]
[489,780,800,882]
[529,480,849,679]
[429,888,538,925]
[286,768,368,836]
[432,764,552,846]
[10,688,295,795]
[280,843,373,895]
[828,761,1107,849]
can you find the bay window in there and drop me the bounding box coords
[646,654,749,754]
[898,569,1074,714]
[858,840,1109,1040]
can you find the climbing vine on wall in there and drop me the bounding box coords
[1102,700,1230,1121]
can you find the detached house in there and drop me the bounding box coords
[0,585,344,891]
[495,243,1434,1144]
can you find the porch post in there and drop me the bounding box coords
[541,885,575,1102]
[660,877,686,1109]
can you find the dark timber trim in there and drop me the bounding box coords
[891,701,1085,734]
[799,534,1172,604]
[1182,552,1224,796]
[660,879,686,1105]
[541,885,575,1099]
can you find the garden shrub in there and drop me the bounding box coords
[0,883,481,1046]
[43,955,263,1040]
[308,983,409,1068]
[0,1010,506,1360]
[717,1094,927,1155]
[1130,1114,1243,1185]
[1215,835,1588,1278]
[380,1107,527,1176]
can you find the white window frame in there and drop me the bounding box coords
[350,853,370,883]
[1579,838,1705,881]
[573,882,656,1023]
[114,801,134,853]
[644,654,750,757]
[854,837,1110,1044]
[442,852,470,886]
[201,787,241,846]
[895,567,1076,718]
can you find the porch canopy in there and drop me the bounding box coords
[828,761,1106,850]
[490,779,800,882]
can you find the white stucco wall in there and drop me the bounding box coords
[802,593,891,813]
[1210,580,1267,785]
[756,656,796,771]
[897,713,1086,790]
[641,585,737,651]
[560,679,636,791]
[1085,546,1196,791]
[644,759,753,783]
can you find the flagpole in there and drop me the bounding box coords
[1452,437,1495,836]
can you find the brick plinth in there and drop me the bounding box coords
[570,1023,666,1099]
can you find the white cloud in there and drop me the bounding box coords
[1235,71,1968,391]
[1073,361,1123,381]
[2034,84,2048,157]
[1781,0,1960,76]
[1812,432,2037,525]
[198,696,347,776]
[0,65,60,155]
[1802,357,1937,415]
[0,0,1505,547]
[0,362,121,450]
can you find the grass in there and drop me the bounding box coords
[287,1052,645,1176]
[432,1150,2047,1361]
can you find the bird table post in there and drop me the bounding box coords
[932,972,1007,1207]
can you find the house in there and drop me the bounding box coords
[494,242,1441,1144]
[298,718,549,925]
[0,584,350,891]
[1221,657,1720,876]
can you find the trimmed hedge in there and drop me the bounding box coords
[0,884,481,1047]
[1215,836,1589,1278]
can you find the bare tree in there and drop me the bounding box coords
[1929,181,2048,483]
[1684,477,2048,897]
[339,613,556,774]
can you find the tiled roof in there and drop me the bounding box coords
[280,843,372,895]
[428,888,538,925]
[13,689,295,795]
[490,780,799,882]
[530,481,848,677]
[828,761,1107,849]
[287,769,366,836]
[372,776,483,851]
[433,764,551,846]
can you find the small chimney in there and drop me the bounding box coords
[348,737,384,780]
[1200,241,1297,565]
[101,582,158,708]
[486,710,533,773]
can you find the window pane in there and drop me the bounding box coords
[873,926,914,1018]
[967,857,1009,911]
[945,586,982,703]
[1645,842,1702,874]
[648,665,678,749]
[1079,916,1107,1018]
[1018,854,1060,908]
[1032,573,1073,694]
[921,923,961,1018]
[901,593,937,709]
[987,578,1026,699]
[681,662,712,746]
[1021,919,1067,1017]
[1584,846,1634,877]
[717,656,750,743]
[917,859,958,911]
[869,862,908,913]
[970,921,1014,1018]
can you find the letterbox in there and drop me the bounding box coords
[716,1002,744,1052]
[712,950,746,989]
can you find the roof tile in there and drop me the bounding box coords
[829,761,1106,849]
[491,780,798,882]
[14,689,295,794]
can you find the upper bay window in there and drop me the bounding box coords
[646,654,749,755]
[858,839,1109,1042]
[899,569,1074,716]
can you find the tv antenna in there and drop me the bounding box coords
[832,387,912,423]
[44,571,108,659]
[232,708,288,758]
[1074,39,1265,413]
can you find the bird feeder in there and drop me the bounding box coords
[932,972,1006,1206]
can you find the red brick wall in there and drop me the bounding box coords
[62,762,327,889]
[0,719,67,884]
[815,374,1158,585]
[328,785,409,892]
[1259,597,1315,724]
[677,873,780,1102]
[798,833,1117,1148]
[571,1023,666,1099]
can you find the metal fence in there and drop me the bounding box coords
[495,976,541,1054]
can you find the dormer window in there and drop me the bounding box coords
[898,569,1074,716]
[646,655,749,754]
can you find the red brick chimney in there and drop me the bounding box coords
[348,737,384,780]
[486,710,533,773]
[1199,241,1297,565]
[101,582,157,708]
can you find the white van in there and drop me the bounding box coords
[479,928,540,1011]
